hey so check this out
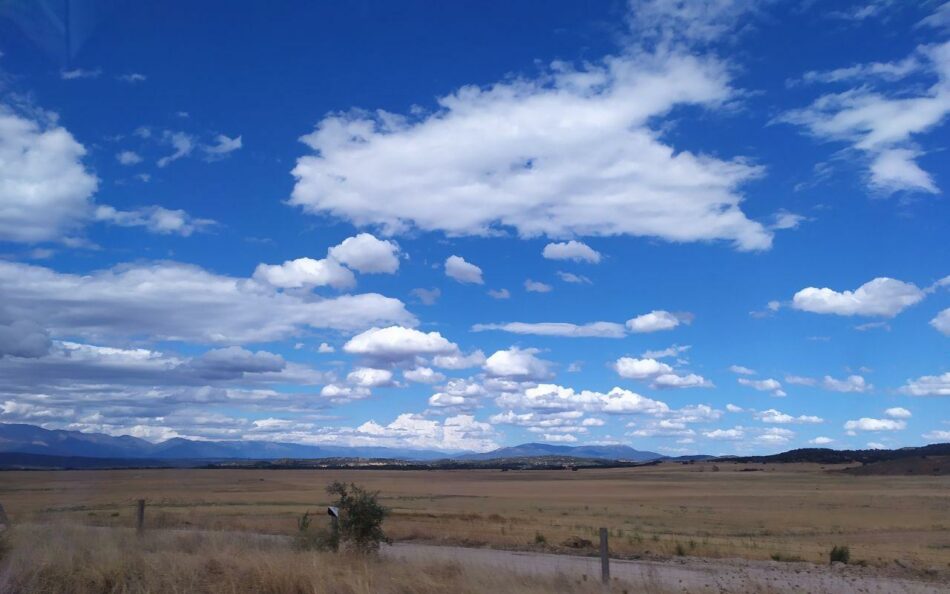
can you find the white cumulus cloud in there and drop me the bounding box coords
[445,256,484,284]
[626,310,690,333]
[328,233,401,274]
[0,106,99,243]
[900,372,950,396]
[483,347,552,380]
[542,241,602,263]
[613,357,673,379]
[289,49,772,251]
[792,277,924,317]
[343,326,458,361]
[844,417,906,432]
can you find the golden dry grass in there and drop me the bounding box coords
[0,523,647,594]
[1,461,948,570]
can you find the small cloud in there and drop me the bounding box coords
[445,255,483,284]
[410,287,441,306]
[61,68,102,80]
[855,321,890,332]
[542,240,601,263]
[626,310,691,333]
[770,211,807,230]
[116,150,143,166]
[118,73,147,83]
[524,279,552,293]
[317,343,335,353]
[884,407,911,419]
[557,271,591,284]
[488,288,510,299]
[641,345,690,359]
[203,134,242,159]
[157,131,195,167]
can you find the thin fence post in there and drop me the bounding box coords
[599,526,610,586]
[136,499,145,534]
[0,503,10,529]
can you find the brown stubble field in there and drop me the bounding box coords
[2,461,948,570]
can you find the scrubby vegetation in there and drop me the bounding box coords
[829,545,851,565]
[325,481,389,553]
[0,524,629,594]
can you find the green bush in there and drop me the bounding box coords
[326,481,389,554]
[829,545,850,564]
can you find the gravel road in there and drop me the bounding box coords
[382,542,947,593]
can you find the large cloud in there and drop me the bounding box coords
[792,277,925,317]
[900,372,950,396]
[496,383,670,416]
[780,40,950,194]
[0,260,414,344]
[185,347,286,380]
[327,233,401,274]
[289,50,771,251]
[253,257,356,290]
[343,326,458,361]
[483,347,552,380]
[254,232,399,290]
[0,320,51,358]
[0,106,98,243]
[0,339,332,439]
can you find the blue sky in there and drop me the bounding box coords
[0,0,947,454]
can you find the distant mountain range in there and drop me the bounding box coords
[0,423,451,461]
[457,442,662,462]
[0,423,666,464]
[1,423,945,470]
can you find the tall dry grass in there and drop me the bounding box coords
[0,524,634,594]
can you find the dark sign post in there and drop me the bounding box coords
[136,499,145,534]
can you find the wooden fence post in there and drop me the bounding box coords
[136,499,145,534]
[599,527,610,586]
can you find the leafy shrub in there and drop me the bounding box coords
[326,481,389,553]
[830,545,850,564]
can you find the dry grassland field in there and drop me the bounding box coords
[2,461,948,571]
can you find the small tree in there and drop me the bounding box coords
[326,481,389,553]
